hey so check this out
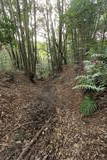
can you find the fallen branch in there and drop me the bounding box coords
[16,118,51,160]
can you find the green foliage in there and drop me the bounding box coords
[0,0,107,79]
[66,0,97,37]
[74,74,105,92]
[64,0,101,63]
[74,48,107,92]
[0,16,16,45]
[0,49,12,71]
[80,96,97,116]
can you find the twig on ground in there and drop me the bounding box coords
[16,118,51,160]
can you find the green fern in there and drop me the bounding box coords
[73,50,107,92]
[73,74,105,92]
[73,84,104,91]
[92,72,102,78]
[80,96,97,116]
[91,54,106,58]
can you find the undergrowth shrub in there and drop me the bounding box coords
[73,49,107,93]
[80,96,97,116]
[74,48,107,116]
[74,74,105,92]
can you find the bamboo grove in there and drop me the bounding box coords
[0,0,107,80]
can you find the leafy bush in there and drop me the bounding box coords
[80,96,97,116]
[73,49,107,92]
[74,74,105,92]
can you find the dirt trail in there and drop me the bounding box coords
[0,66,107,160]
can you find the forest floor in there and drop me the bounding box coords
[0,65,107,160]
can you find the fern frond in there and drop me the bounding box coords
[73,84,104,92]
[91,54,106,58]
[92,72,102,78]
[75,75,91,80]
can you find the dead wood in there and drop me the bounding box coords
[16,119,51,160]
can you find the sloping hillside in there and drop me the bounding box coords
[0,65,107,160]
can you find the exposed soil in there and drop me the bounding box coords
[0,65,107,160]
